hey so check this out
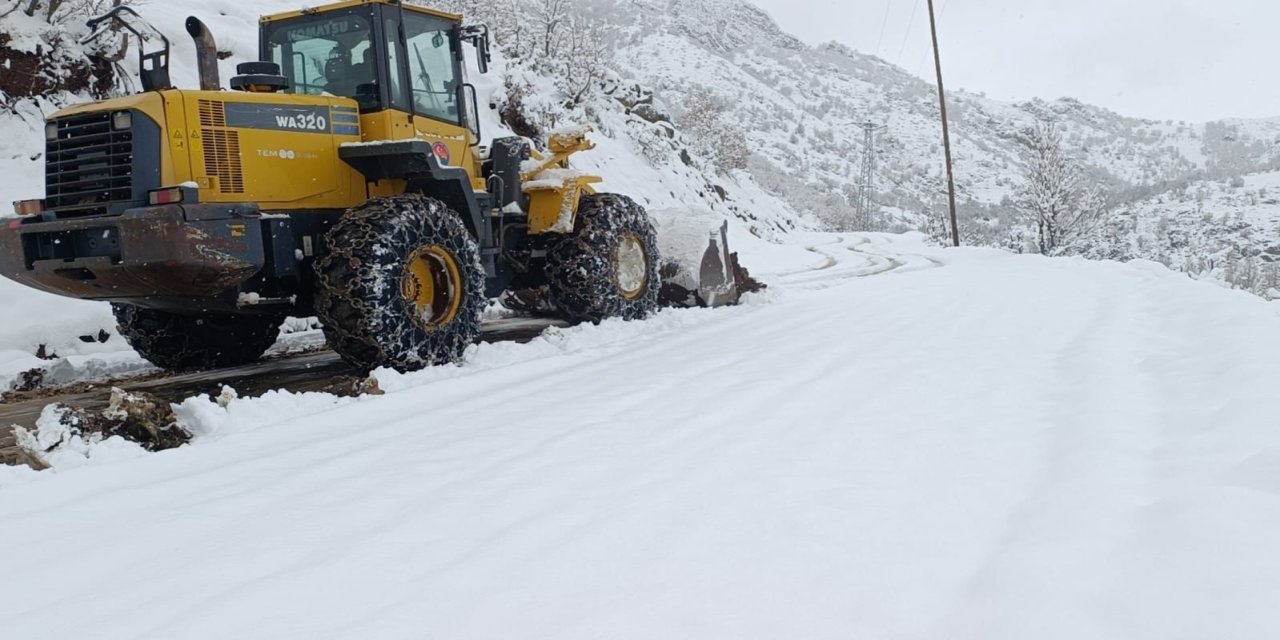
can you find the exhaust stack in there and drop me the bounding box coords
[185,16,220,91]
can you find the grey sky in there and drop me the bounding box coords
[747,0,1276,123]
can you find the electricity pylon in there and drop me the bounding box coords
[856,121,886,224]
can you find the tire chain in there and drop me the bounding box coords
[112,304,284,370]
[546,193,661,322]
[314,194,486,372]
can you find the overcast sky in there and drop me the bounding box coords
[747,0,1276,123]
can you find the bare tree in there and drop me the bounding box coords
[489,0,530,59]
[536,0,569,57]
[557,13,605,108]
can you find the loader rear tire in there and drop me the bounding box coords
[547,193,660,322]
[314,195,485,372]
[112,305,283,371]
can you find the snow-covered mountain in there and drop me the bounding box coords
[440,0,1280,266]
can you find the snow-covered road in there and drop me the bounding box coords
[3,233,1280,639]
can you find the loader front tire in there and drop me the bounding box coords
[547,193,660,322]
[314,195,485,372]
[112,305,283,371]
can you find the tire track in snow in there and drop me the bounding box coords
[801,247,838,272]
[938,266,1159,639]
[1099,268,1280,639]
[775,234,939,290]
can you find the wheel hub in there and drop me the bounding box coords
[401,245,463,328]
[612,233,648,299]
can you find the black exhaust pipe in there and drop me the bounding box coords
[185,16,220,91]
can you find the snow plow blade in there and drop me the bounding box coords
[697,221,741,306]
[659,221,764,308]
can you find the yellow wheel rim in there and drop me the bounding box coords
[613,233,648,300]
[401,245,464,329]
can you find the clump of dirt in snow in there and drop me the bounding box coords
[97,388,190,449]
[316,375,385,398]
[731,253,766,295]
[0,427,46,470]
[12,388,191,469]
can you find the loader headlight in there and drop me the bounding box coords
[112,110,132,131]
[44,122,57,141]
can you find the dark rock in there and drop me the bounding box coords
[13,368,46,392]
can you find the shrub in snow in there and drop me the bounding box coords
[0,0,135,107]
[676,86,749,173]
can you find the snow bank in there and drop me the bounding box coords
[0,277,138,389]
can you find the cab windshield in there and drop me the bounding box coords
[265,11,377,107]
[261,6,466,124]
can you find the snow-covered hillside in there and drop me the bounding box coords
[5,233,1280,639]
[1082,169,1280,297]
[598,0,1280,232]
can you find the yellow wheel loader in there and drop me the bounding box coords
[0,0,686,372]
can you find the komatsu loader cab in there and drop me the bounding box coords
[0,0,663,372]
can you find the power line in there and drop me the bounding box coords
[874,0,893,56]
[895,0,920,65]
[915,0,953,77]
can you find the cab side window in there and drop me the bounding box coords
[383,17,409,111]
[403,13,459,123]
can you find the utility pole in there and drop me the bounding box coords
[927,0,960,247]
[856,121,886,227]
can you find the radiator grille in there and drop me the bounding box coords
[45,112,133,217]
[201,129,244,194]
[198,99,226,127]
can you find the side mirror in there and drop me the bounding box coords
[460,83,481,143]
[460,25,491,74]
